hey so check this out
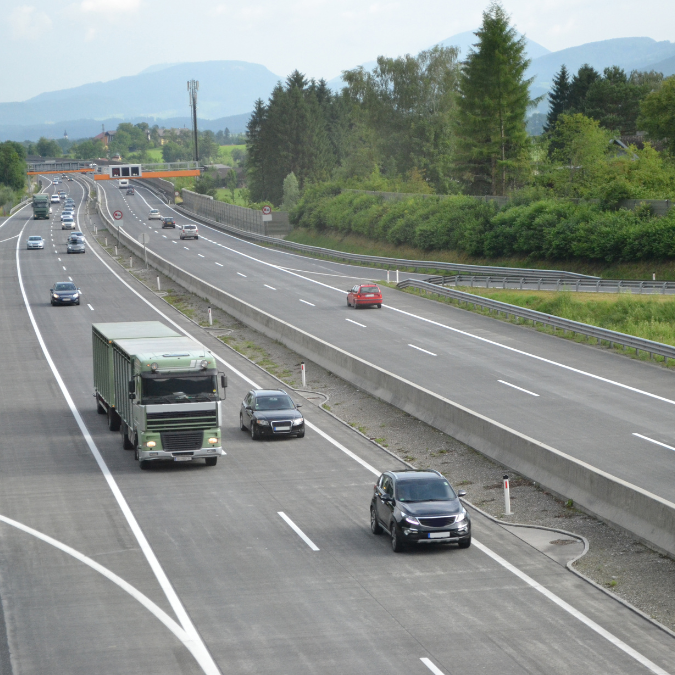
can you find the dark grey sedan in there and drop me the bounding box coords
[239,389,304,440]
[50,281,81,306]
[67,239,85,254]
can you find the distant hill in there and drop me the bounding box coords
[0,112,252,143]
[643,54,675,77]
[528,37,675,110]
[0,60,281,130]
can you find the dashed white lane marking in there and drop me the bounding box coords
[215,262,223,267]
[633,433,675,452]
[68,277,72,281]
[237,272,246,277]
[62,266,66,271]
[264,284,276,290]
[197,254,205,258]
[346,318,366,328]
[498,380,540,397]
[87,304,94,311]
[299,299,315,306]
[57,257,61,261]
[172,241,177,244]
[162,235,167,238]
[408,344,437,356]
[277,512,319,551]
[184,246,189,250]
[421,659,445,675]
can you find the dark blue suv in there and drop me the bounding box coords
[371,470,470,552]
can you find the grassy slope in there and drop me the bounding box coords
[286,227,675,281]
[217,145,245,165]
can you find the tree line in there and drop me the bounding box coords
[246,1,675,207]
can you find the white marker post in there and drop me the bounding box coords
[396,269,399,283]
[387,270,390,282]
[301,361,306,387]
[157,276,161,291]
[208,307,213,326]
[503,474,513,516]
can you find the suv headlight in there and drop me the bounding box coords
[52,294,59,299]
[256,419,270,426]
[401,512,420,526]
[455,511,466,523]
[292,417,304,426]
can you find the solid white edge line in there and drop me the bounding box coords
[472,540,670,675]
[0,514,187,644]
[498,380,540,397]
[420,658,445,675]
[633,433,675,453]
[408,344,437,356]
[277,512,319,551]
[92,178,672,673]
[26,182,222,675]
[0,234,20,244]
[346,318,366,328]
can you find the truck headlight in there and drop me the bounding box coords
[208,437,218,444]
[146,440,156,448]
[292,418,304,426]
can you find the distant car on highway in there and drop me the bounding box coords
[126,188,135,195]
[161,216,176,228]
[69,231,85,242]
[67,238,85,254]
[148,209,161,220]
[67,177,73,181]
[50,281,81,306]
[180,224,198,240]
[347,283,383,309]
[240,389,304,440]
[370,470,471,552]
[61,215,75,229]
[50,194,60,203]
[61,211,74,221]
[26,236,44,250]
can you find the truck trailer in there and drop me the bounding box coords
[93,321,227,469]
[32,194,50,219]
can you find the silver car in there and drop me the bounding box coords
[26,236,44,250]
[61,216,75,230]
[148,209,161,220]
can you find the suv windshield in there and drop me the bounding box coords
[254,395,294,410]
[396,478,457,503]
[54,282,76,291]
[142,375,217,403]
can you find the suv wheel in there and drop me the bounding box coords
[391,522,404,552]
[239,413,246,431]
[370,506,382,535]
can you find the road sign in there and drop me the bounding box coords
[262,206,271,215]
[113,210,123,220]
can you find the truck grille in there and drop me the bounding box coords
[418,516,456,528]
[147,409,217,431]
[161,431,204,451]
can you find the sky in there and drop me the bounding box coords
[1,0,673,103]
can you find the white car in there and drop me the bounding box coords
[61,215,75,229]
[179,224,199,240]
[148,209,161,220]
[26,236,44,250]
[50,194,60,203]
[61,211,74,221]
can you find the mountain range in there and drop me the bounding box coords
[1,35,674,142]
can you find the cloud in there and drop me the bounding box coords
[9,6,53,40]
[80,0,141,13]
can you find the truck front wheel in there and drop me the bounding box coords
[205,457,218,467]
[108,408,121,431]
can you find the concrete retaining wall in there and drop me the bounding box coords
[99,201,675,557]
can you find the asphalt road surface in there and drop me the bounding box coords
[0,177,671,673]
[91,179,675,512]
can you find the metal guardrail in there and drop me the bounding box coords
[175,205,595,279]
[8,196,32,215]
[398,279,675,361]
[427,274,675,295]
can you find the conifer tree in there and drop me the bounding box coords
[544,65,570,133]
[567,64,600,114]
[453,2,536,195]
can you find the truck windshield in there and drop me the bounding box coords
[142,375,217,403]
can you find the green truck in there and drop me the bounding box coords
[32,194,50,219]
[93,321,227,469]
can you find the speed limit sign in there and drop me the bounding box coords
[261,206,271,215]
[113,210,123,220]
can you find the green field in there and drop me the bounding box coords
[217,145,245,166]
[285,227,675,281]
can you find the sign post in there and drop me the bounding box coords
[139,232,150,269]
[113,210,123,244]
[261,205,272,223]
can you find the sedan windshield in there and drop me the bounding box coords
[142,375,217,403]
[54,282,76,291]
[360,286,380,293]
[396,478,457,503]
[28,236,42,241]
[254,395,294,410]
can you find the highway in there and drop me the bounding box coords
[0,179,670,672]
[95,179,675,511]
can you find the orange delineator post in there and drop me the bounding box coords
[93,170,200,181]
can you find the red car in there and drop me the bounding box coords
[347,283,383,308]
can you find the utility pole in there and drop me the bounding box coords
[187,79,199,163]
